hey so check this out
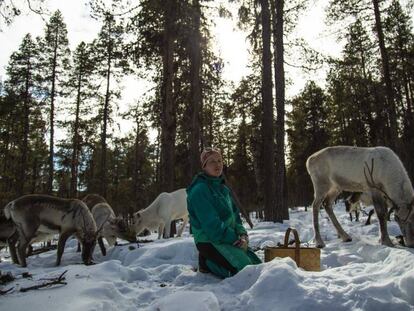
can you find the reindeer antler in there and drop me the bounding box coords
[364,159,398,208]
[96,214,111,235]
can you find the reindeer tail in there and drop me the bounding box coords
[3,201,14,219]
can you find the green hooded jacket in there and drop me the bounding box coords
[187,172,261,278]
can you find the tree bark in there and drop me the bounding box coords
[160,0,178,237]
[372,0,398,148]
[188,0,202,181]
[160,0,176,194]
[133,116,141,212]
[47,29,59,194]
[70,64,82,198]
[101,20,113,198]
[272,0,288,221]
[260,0,276,221]
[18,59,31,196]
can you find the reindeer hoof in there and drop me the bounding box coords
[381,239,394,247]
[343,237,352,242]
[396,235,405,246]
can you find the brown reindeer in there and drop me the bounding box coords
[82,194,136,256]
[4,194,98,267]
[0,212,18,263]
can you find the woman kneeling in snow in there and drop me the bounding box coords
[187,147,261,278]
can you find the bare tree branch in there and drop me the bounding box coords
[19,270,68,293]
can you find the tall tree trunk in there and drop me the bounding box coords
[155,128,161,190]
[31,156,38,193]
[101,25,112,198]
[18,61,31,196]
[360,52,376,144]
[188,0,202,181]
[160,0,176,194]
[260,0,276,221]
[272,0,288,221]
[70,68,82,198]
[372,0,398,148]
[160,0,177,237]
[2,120,11,195]
[133,116,141,212]
[47,28,59,194]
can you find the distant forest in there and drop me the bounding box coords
[0,0,413,223]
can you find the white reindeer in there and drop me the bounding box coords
[306,146,414,248]
[4,194,98,267]
[132,188,189,239]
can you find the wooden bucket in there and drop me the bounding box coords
[264,228,321,271]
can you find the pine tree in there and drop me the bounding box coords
[93,12,129,197]
[271,0,288,221]
[287,82,329,207]
[383,0,414,180]
[258,0,276,221]
[159,0,177,194]
[228,76,262,214]
[3,34,42,196]
[326,19,379,147]
[39,10,71,194]
[327,0,398,148]
[63,41,98,198]
[188,0,203,180]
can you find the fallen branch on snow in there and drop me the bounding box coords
[28,244,58,257]
[19,270,68,293]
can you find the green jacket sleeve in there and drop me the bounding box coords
[232,199,247,236]
[189,183,239,244]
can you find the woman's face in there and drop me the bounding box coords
[203,153,223,177]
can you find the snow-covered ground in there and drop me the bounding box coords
[1,203,413,311]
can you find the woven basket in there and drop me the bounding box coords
[264,228,321,271]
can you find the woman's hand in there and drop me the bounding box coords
[233,235,249,251]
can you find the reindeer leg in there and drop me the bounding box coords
[324,200,352,243]
[17,240,29,267]
[312,197,325,248]
[372,194,393,247]
[158,223,165,239]
[98,237,106,256]
[177,216,188,237]
[164,220,171,238]
[56,231,72,266]
[26,245,33,256]
[7,229,19,264]
[365,209,374,226]
[16,222,38,267]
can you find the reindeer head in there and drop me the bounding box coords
[364,159,414,248]
[108,217,136,243]
[132,212,146,236]
[80,231,97,265]
[78,207,99,265]
[394,199,414,247]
